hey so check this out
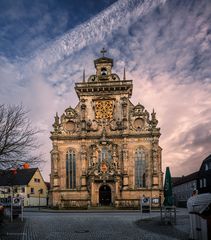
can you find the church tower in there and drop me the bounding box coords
[50,49,163,208]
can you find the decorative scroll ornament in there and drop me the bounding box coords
[64,106,78,119]
[59,106,80,134]
[129,103,151,131]
[132,103,145,116]
[88,74,97,82]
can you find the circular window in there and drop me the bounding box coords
[134,118,144,129]
[101,67,107,76]
[65,121,75,131]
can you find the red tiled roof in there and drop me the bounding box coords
[0,168,38,186]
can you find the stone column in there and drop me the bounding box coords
[80,145,87,190]
[122,98,128,129]
[122,142,129,189]
[112,144,118,167]
[81,100,86,130]
[152,137,159,188]
[51,143,60,188]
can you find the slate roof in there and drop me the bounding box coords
[0,168,38,186]
[199,154,211,172]
[172,171,199,187]
[45,182,50,190]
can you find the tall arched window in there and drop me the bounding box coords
[99,146,111,162]
[135,148,146,188]
[66,150,76,189]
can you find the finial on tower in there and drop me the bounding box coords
[123,67,126,80]
[100,48,107,57]
[83,69,85,82]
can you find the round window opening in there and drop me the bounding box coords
[134,118,144,129]
[65,121,75,131]
[101,67,107,76]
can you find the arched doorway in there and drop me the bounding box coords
[99,185,111,206]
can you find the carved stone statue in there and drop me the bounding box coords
[81,145,87,173]
[92,145,98,164]
[52,143,59,174]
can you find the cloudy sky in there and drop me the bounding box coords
[0,0,210,180]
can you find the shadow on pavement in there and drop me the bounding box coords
[135,215,190,240]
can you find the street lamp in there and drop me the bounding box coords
[38,189,42,210]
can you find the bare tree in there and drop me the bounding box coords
[0,104,42,169]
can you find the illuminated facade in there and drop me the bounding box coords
[50,51,163,208]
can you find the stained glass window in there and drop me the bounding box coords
[135,148,146,187]
[66,150,76,189]
[99,146,111,162]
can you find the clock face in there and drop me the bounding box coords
[95,100,113,119]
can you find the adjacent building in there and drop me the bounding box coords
[172,172,198,207]
[197,154,211,194]
[0,168,48,207]
[172,154,211,207]
[50,51,163,209]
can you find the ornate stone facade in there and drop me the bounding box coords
[49,52,163,209]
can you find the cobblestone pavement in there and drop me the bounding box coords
[0,217,25,240]
[1,209,190,240]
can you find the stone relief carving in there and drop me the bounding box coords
[129,103,151,131]
[152,137,159,173]
[64,106,78,119]
[88,75,97,82]
[111,73,120,81]
[110,118,124,131]
[80,145,87,173]
[87,143,121,181]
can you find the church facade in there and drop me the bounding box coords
[49,51,163,209]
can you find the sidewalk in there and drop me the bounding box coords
[23,207,187,213]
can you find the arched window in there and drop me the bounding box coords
[101,147,106,161]
[135,148,146,188]
[100,146,111,162]
[66,150,76,189]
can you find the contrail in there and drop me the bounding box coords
[30,0,167,71]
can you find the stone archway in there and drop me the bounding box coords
[99,185,111,206]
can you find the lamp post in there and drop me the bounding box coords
[38,189,42,211]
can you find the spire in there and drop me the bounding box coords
[53,112,60,132]
[151,108,158,128]
[123,67,126,80]
[152,108,156,119]
[55,112,59,125]
[83,69,85,83]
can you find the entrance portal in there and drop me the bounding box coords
[99,185,111,206]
